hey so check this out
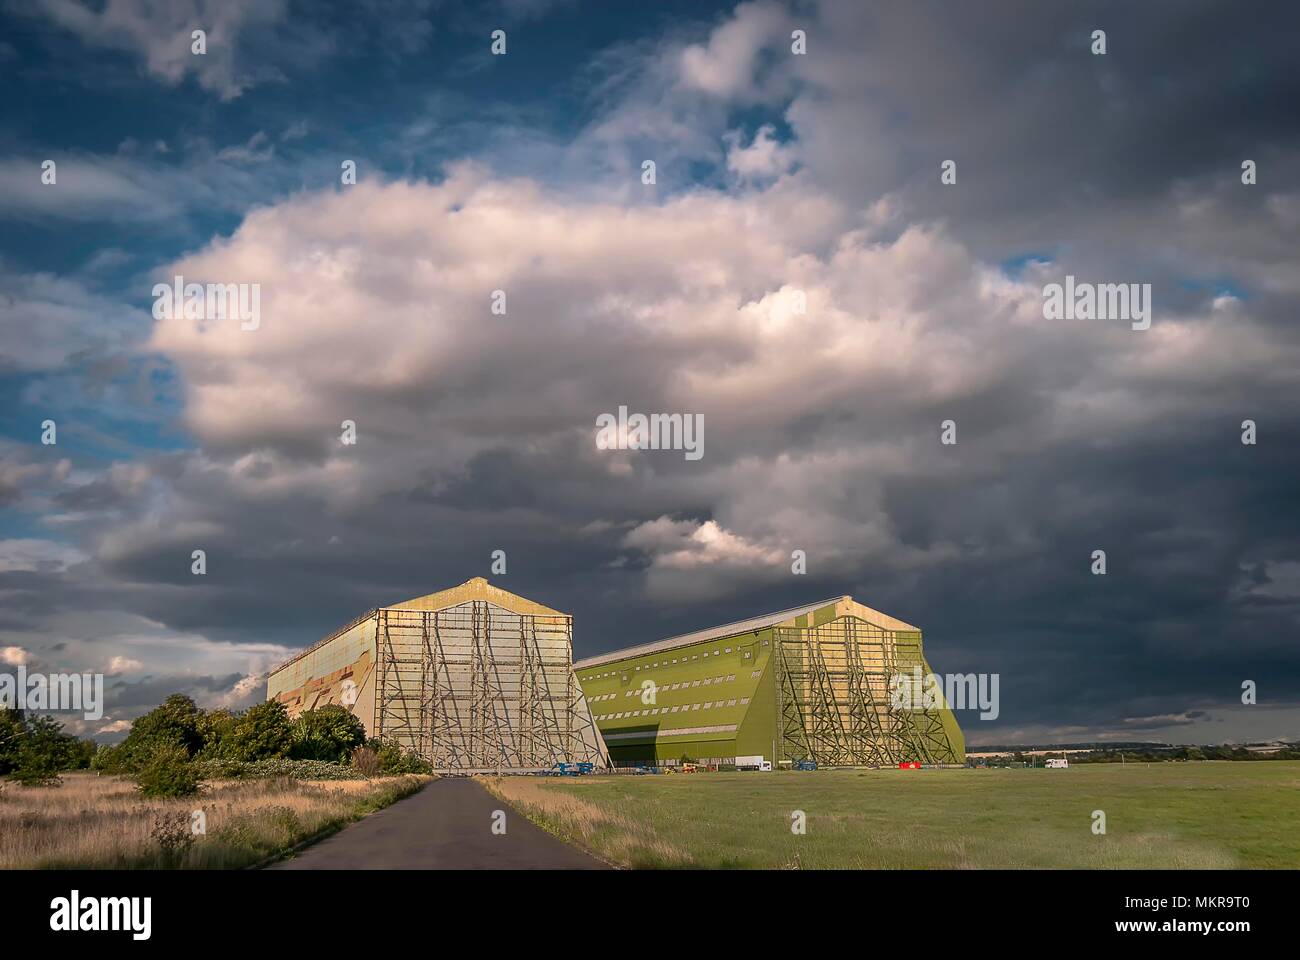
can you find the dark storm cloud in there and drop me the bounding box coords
[2,0,1297,746]
[798,0,1300,262]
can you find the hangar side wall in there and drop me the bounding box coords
[267,614,377,733]
[577,624,782,764]
[926,653,965,759]
[734,654,779,760]
[578,600,966,765]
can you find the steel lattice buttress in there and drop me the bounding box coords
[374,600,608,771]
[774,617,961,765]
[265,578,609,773]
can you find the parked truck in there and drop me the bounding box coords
[736,755,772,771]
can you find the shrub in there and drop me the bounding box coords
[189,756,246,780]
[211,804,302,853]
[290,705,366,762]
[244,758,353,781]
[191,757,358,781]
[4,714,89,786]
[265,804,302,836]
[150,811,196,864]
[351,745,381,777]
[135,744,200,799]
[366,737,433,775]
[225,701,294,762]
[394,751,433,776]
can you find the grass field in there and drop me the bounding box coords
[0,772,429,869]
[484,761,1300,869]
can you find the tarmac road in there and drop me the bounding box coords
[269,777,607,870]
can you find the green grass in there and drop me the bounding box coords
[488,761,1300,869]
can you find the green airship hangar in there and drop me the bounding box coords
[574,593,964,768]
[267,578,964,772]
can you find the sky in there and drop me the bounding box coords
[0,0,1297,746]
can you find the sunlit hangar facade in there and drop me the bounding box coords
[266,578,609,772]
[574,595,964,767]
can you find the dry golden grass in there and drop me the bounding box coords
[480,775,688,867]
[0,771,428,869]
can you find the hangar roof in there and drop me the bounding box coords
[391,577,565,617]
[268,578,564,678]
[574,594,921,669]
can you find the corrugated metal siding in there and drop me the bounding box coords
[267,613,376,727]
[577,596,963,765]
[264,578,609,767]
[578,625,776,763]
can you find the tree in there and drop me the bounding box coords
[6,714,81,786]
[115,694,205,770]
[291,705,366,762]
[364,737,433,775]
[68,737,97,769]
[135,743,200,799]
[226,700,293,761]
[91,742,128,775]
[196,708,237,759]
[0,709,24,775]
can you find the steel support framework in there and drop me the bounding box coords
[374,600,608,771]
[774,616,960,765]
